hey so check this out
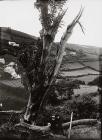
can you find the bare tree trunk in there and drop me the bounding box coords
[24,93,31,121]
[38,7,84,111]
[24,82,49,122]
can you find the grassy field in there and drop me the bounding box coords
[65,43,101,55]
[81,53,99,61]
[81,60,100,71]
[73,75,98,84]
[61,67,99,77]
[0,82,27,110]
[74,85,98,95]
[60,62,86,71]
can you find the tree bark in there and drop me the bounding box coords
[24,83,49,122]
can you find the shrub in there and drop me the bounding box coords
[47,78,84,104]
[70,95,99,119]
[35,94,99,125]
[88,76,100,86]
[36,105,71,125]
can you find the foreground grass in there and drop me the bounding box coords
[0,82,27,110]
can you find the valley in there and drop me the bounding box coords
[0,43,101,111]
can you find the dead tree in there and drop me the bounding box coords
[0,0,84,124]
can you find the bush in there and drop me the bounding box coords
[47,86,61,106]
[35,94,99,125]
[70,95,99,120]
[48,93,61,105]
[88,76,100,86]
[36,105,71,125]
[47,78,84,104]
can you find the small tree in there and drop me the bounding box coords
[0,0,84,123]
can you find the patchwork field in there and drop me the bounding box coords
[74,85,98,95]
[73,75,98,84]
[61,67,99,77]
[81,53,99,61]
[82,61,100,71]
[60,62,86,71]
[0,43,101,111]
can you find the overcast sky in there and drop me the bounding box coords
[0,0,102,47]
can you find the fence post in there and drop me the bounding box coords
[68,112,73,139]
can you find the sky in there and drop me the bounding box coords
[0,0,102,47]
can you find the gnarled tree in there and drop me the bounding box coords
[0,0,84,124]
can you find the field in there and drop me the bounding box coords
[60,62,85,71]
[74,85,98,95]
[65,43,101,55]
[73,75,98,84]
[82,61,100,71]
[81,53,99,61]
[0,81,27,110]
[61,67,99,77]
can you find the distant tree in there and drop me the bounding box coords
[71,95,98,119]
[88,76,100,86]
[54,79,85,100]
[0,0,84,124]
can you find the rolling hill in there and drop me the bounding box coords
[0,43,101,84]
[0,43,101,110]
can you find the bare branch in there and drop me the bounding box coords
[53,7,84,77]
[77,21,85,35]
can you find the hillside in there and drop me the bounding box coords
[0,43,101,86]
[0,43,101,139]
[66,43,102,56]
[0,43,100,105]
